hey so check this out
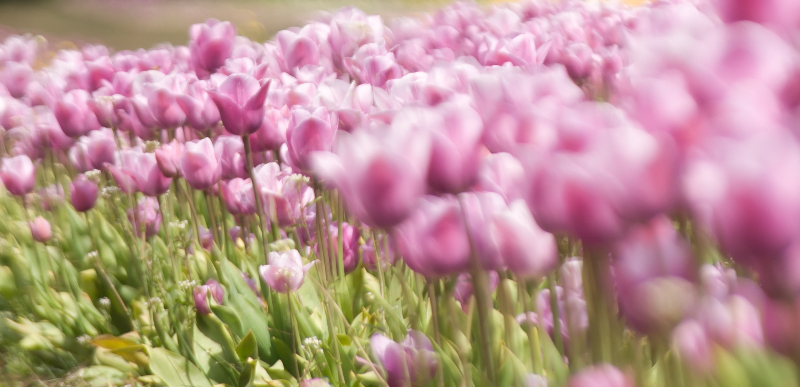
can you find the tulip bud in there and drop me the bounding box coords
[29,216,52,243]
[193,286,211,315]
[155,139,184,178]
[286,106,336,172]
[190,19,237,76]
[70,174,98,212]
[0,155,36,196]
[204,278,224,304]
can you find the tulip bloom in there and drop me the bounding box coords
[154,139,185,178]
[177,79,221,132]
[128,197,162,238]
[70,174,98,212]
[29,216,52,243]
[190,19,237,76]
[0,155,36,196]
[214,135,248,180]
[370,330,438,387]
[259,249,315,293]
[207,74,270,135]
[311,117,431,229]
[568,365,633,387]
[54,89,101,138]
[286,106,336,172]
[122,151,173,197]
[181,138,221,190]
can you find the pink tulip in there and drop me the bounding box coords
[0,155,36,196]
[176,79,220,132]
[181,138,221,190]
[568,365,633,387]
[286,106,336,172]
[54,89,101,138]
[0,62,33,98]
[121,151,173,197]
[221,178,255,215]
[370,330,438,387]
[425,100,484,193]
[193,286,212,315]
[206,73,270,135]
[613,217,697,334]
[258,249,315,293]
[453,271,499,311]
[29,216,52,243]
[311,114,430,229]
[393,195,471,277]
[70,174,98,212]
[490,199,558,279]
[320,221,360,275]
[190,19,237,76]
[214,135,248,180]
[472,152,525,203]
[128,196,162,239]
[145,83,186,129]
[154,139,185,178]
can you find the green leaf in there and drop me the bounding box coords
[211,305,245,338]
[147,346,214,387]
[336,334,352,346]
[238,358,256,387]
[194,325,239,385]
[237,331,258,362]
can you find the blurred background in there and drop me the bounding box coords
[0,0,455,51]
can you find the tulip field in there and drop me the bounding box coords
[2,0,800,385]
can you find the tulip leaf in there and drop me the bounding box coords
[194,324,240,385]
[211,304,245,338]
[236,331,258,362]
[147,346,213,387]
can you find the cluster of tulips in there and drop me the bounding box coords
[1,0,800,385]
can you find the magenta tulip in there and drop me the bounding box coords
[70,174,98,212]
[286,106,336,172]
[122,151,172,197]
[214,135,247,180]
[206,74,270,135]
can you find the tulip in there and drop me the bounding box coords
[490,199,558,279]
[568,365,633,387]
[426,100,484,194]
[154,139,185,178]
[70,174,98,212]
[181,138,221,190]
[190,19,237,76]
[40,184,64,211]
[145,83,186,129]
[242,272,261,297]
[204,278,224,304]
[0,155,36,196]
[214,135,248,180]
[473,152,525,203]
[128,197,162,238]
[122,151,172,197]
[29,216,52,243]
[393,195,471,277]
[193,285,212,315]
[199,226,214,251]
[370,330,438,387]
[613,217,697,334]
[54,89,101,138]
[221,178,255,215]
[320,222,360,275]
[453,271,499,311]
[286,106,336,172]
[206,74,270,135]
[177,79,221,132]
[311,116,431,229]
[259,249,315,293]
[361,233,397,271]
[0,62,32,98]
[527,375,548,387]
[672,320,714,374]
